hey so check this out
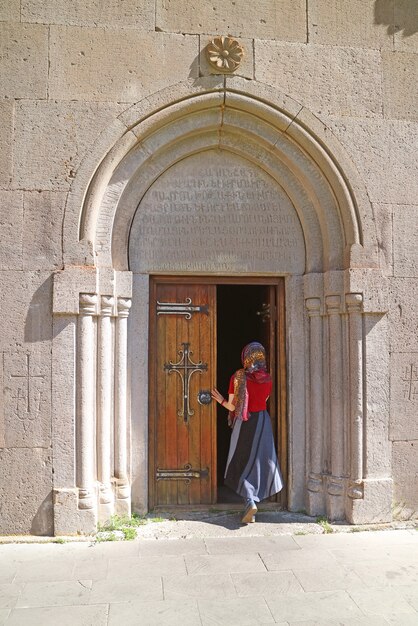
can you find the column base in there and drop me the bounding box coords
[326,476,345,521]
[98,483,114,524]
[114,480,131,516]
[306,474,325,516]
[53,488,97,536]
[346,478,393,524]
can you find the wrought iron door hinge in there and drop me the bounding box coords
[157,297,209,319]
[156,464,209,485]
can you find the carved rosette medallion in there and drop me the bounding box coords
[206,36,244,73]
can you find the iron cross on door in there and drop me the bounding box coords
[150,282,217,507]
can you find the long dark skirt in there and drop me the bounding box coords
[224,410,283,503]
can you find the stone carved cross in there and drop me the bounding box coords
[402,364,418,402]
[164,342,207,423]
[11,354,44,431]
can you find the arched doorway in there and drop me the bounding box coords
[52,79,392,534]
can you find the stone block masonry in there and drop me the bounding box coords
[0,0,417,534]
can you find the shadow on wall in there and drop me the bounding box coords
[375,0,418,37]
[24,275,53,343]
[30,492,54,536]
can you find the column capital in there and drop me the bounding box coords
[117,297,132,318]
[305,297,321,316]
[325,294,342,314]
[346,293,363,313]
[100,295,114,317]
[79,293,97,316]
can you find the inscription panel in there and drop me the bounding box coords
[390,352,418,441]
[129,151,305,274]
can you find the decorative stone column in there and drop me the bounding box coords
[306,297,325,515]
[326,295,345,520]
[77,293,97,511]
[346,293,364,501]
[97,296,115,522]
[114,297,132,514]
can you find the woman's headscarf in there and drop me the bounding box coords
[229,342,271,424]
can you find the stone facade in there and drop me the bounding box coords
[0,2,417,535]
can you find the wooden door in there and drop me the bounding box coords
[149,281,216,507]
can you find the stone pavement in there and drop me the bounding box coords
[0,514,418,625]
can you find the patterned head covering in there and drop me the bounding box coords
[230,342,271,424]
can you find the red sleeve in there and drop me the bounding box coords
[228,374,235,395]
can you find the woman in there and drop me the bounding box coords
[212,342,283,524]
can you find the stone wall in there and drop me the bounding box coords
[0,1,417,533]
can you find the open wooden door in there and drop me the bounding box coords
[149,280,216,507]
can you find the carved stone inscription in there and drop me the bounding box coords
[390,353,418,441]
[129,150,305,274]
[3,351,50,447]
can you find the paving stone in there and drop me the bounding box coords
[0,565,16,585]
[259,547,338,571]
[308,0,393,48]
[395,583,418,612]
[352,560,418,588]
[329,546,395,565]
[232,571,303,596]
[349,587,418,619]
[198,596,274,625]
[185,553,266,575]
[0,609,10,626]
[72,558,109,581]
[49,27,198,102]
[293,566,364,592]
[107,555,187,578]
[16,579,92,608]
[156,0,307,41]
[163,573,236,599]
[5,604,108,626]
[14,558,74,583]
[89,576,163,603]
[0,23,48,99]
[138,538,207,556]
[205,535,299,554]
[108,598,201,626]
[21,0,154,29]
[290,618,389,626]
[0,583,24,609]
[256,41,383,118]
[266,590,363,622]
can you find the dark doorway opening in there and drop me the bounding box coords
[216,284,275,503]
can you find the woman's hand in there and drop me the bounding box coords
[211,388,225,405]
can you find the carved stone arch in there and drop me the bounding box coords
[53,78,392,534]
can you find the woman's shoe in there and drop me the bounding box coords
[241,501,257,524]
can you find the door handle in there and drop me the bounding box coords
[198,390,212,405]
